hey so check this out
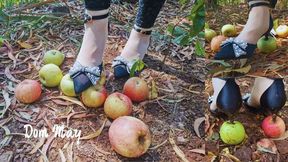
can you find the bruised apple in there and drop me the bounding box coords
[109,116,151,158]
[80,86,107,108]
[123,77,149,102]
[262,115,286,138]
[15,79,42,104]
[104,92,133,119]
[211,35,227,52]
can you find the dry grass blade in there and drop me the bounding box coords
[0,90,12,119]
[58,148,66,162]
[50,96,86,110]
[5,66,21,83]
[169,131,189,162]
[39,135,55,162]
[80,118,107,140]
[0,126,13,149]
[67,142,74,162]
[194,117,205,138]
[4,40,17,67]
[189,148,205,155]
[29,137,46,154]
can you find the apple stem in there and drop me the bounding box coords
[264,35,269,40]
[272,114,277,123]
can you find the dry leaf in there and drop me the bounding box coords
[29,138,46,154]
[0,90,11,118]
[80,119,107,140]
[149,80,158,100]
[257,138,277,154]
[194,117,205,138]
[189,148,205,155]
[0,126,13,149]
[67,142,74,162]
[17,40,33,49]
[169,131,189,162]
[58,149,66,162]
[5,66,21,83]
[50,96,86,110]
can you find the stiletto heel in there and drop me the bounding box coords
[209,78,242,116]
[214,0,274,60]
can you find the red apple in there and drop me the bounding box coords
[109,116,151,158]
[262,115,286,138]
[211,35,227,52]
[80,86,107,108]
[123,77,149,102]
[104,92,133,119]
[15,79,42,104]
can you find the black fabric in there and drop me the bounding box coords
[135,0,166,28]
[216,78,242,115]
[84,0,111,11]
[84,0,165,28]
[260,79,286,113]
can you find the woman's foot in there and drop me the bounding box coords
[214,1,273,60]
[243,77,286,114]
[209,78,242,116]
[69,10,108,94]
[112,26,151,78]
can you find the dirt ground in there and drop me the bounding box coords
[0,1,206,162]
[205,3,288,161]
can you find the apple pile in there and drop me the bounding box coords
[14,48,153,158]
[206,23,282,54]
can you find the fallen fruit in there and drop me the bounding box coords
[220,121,245,145]
[221,24,237,37]
[39,64,63,87]
[123,77,149,102]
[205,28,217,42]
[104,92,133,119]
[81,86,107,108]
[262,115,286,138]
[43,50,65,66]
[109,116,151,158]
[15,79,42,104]
[276,25,288,38]
[60,74,76,97]
[257,36,277,53]
[211,35,227,52]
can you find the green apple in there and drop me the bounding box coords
[205,29,217,42]
[257,36,277,53]
[220,121,246,145]
[221,24,237,37]
[43,50,65,66]
[60,74,76,97]
[276,25,288,38]
[39,64,63,87]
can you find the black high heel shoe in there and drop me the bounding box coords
[214,0,276,60]
[243,78,286,114]
[112,25,151,78]
[208,78,242,116]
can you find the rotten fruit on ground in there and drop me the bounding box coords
[104,92,133,119]
[109,116,151,158]
[276,25,288,38]
[123,77,149,102]
[60,74,76,97]
[261,115,286,138]
[39,64,63,87]
[211,35,227,52]
[221,24,237,37]
[15,79,42,104]
[220,121,246,145]
[80,86,107,108]
[257,36,277,53]
[205,28,217,42]
[43,50,65,66]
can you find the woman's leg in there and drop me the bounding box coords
[236,4,270,44]
[120,0,166,61]
[76,0,110,67]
